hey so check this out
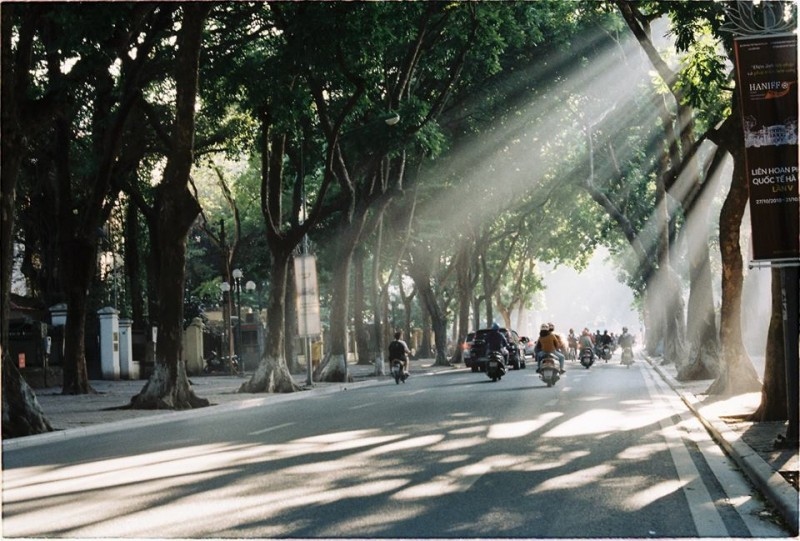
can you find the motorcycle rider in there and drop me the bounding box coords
[485,322,509,364]
[536,323,566,374]
[578,328,595,360]
[388,331,412,375]
[597,330,613,359]
[567,328,578,359]
[618,327,634,356]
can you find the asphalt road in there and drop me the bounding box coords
[2,359,793,538]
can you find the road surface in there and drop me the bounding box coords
[2,357,792,538]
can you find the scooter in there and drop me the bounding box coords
[486,350,506,382]
[204,351,240,375]
[539,353,560,387]
[600,344,613,362]
[620,346,634,367]
[390,359,408,384]
[580,347,594,369]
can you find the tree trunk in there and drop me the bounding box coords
[60,237,97,395]
[372,222,387,376]
[677,244,720,380]
[643,290,661,355]
[673,139,727,381]
[419,306,432,359]
[322,241,354,382]
[2,347,53,438]
[408,254,450,366]
[353,248,372,365]
[240,249,300,393]
[0,7,53,438]
[707,141,761,395]
[677,152,724,380]
[452,244,472,364]
[417,280,449,366]
[751,268,787,420]
[129,4,212,410]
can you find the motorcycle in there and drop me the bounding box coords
[390,359,408,384]
[620,346,634,367]
[580,347,594,369]
[204,351,239,375]
[538,353,560,387]
[600,344,613,362]
[486,350,507,382]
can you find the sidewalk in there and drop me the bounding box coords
[6,356,798,532]
[12,358,459,434]
[646,357,798,532]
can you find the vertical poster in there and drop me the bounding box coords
[734,33,799,263]
[294,254,321,337]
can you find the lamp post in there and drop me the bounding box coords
[219,281,233,371]
[232,268,244,373]
[245,279,258,363]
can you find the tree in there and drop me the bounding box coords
[1,4,53,438]
[130,3,213,409]
[37,4,168,395]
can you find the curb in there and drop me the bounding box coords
[3,362,458,452]
[648,358,799,532]
[2,375,381,452]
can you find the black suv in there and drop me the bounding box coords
[465,327,526,371]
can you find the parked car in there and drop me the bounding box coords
[519,335,536,357]
[465,327,526,371]
[460,332,476,366]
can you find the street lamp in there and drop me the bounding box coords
[245,280,259,363]
[219,281,233,371]
[232,268,244,372]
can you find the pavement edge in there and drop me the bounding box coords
[648,358,799,532]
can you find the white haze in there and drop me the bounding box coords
[517,248,642,340]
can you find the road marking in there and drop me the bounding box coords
[664,386,788,537]
[249,422,294,436]
[642,368,728,536]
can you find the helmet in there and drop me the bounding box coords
[492,322,500,331]
[548,322,555,330]
[540,323,549,331]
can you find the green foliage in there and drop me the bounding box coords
[9,0,750,341]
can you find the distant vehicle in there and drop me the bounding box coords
[519,336,536,357]
[460,332,476,365]
[465,327,526,371]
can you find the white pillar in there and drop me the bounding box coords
[50,303,68,327]
[97,307,120,380]
[183,317,205,375]
[118,318,139,380]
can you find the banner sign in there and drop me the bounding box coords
[294,254,321,337]
[734,33,799,264]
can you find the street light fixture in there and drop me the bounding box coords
[244,280,262,365]
[219,281,233,371]
[232,268,244,373]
